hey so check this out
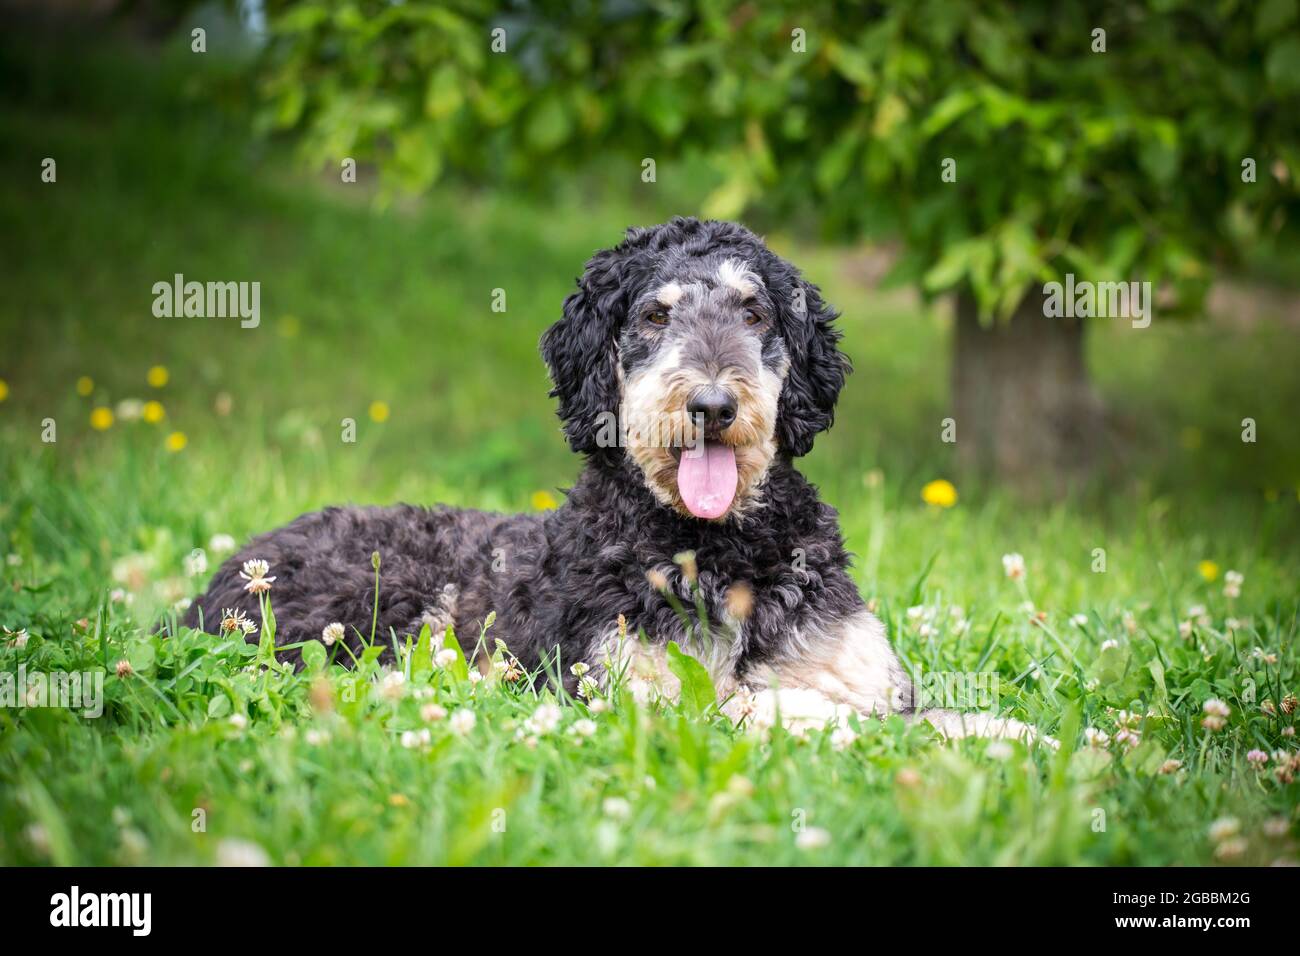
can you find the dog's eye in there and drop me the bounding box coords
[744,309,765,326]
[647,310,671,326]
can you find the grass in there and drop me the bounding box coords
[1,34,1298,866]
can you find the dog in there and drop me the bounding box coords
[184,217,1043,743]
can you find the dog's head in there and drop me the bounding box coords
[540,218,849,521]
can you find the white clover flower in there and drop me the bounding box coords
[228,713,248,731]
[184,551,208,576]
[1208,817,1241,843]
[1262,817,1290,838]
[951,618,970,636]
[1083,727,1110,748]
[239,559,276,594]
[602,797,631,820]
[1188,604,1211,627]
[173,597,192,612]
[467,670,483,685]
[795,826,831,850]
[1002,553,1026,580]
[434,648,458,669]
[1246,749,1269,767]
[220,607,256,635]
[527,703,562,736]
[1203,698,1231,718]
[571,661,590,677]
[1214,837,1247,860]
[216,838,270,867]
[906,605,926,622]
[241,559,269,579]
[1114,728,1141,750]
[4,627,29,649]
[400,729,431,749]
[209,533,237,554]
[449,709,476,735]
[576,675,601,699]
[321,622,344,646]
[1100,639,1119,652]
[378,670,407,701]
[588,697,609,714]
[1223,570,1243,599]
[304,728,330,746]
[421,703,447,722]
[1070,613,1088,628]
[917,622,937,639]
[1178,620,1193,639]
[571,718,597,738]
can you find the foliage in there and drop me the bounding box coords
[255,0,1300,319]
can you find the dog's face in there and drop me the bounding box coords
[541,218,849,521]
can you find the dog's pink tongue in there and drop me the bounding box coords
[677,440,738,519]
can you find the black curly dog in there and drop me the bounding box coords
[185,218,1042,740]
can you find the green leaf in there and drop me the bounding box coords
[301,639,326,673]
[206,694,231,719]
[666,641,716,715]
[1266,35,1300,92]
[411,623,433,676]
[525,94,572,151]
[1257,0,1298,36]
[126,639,156,673]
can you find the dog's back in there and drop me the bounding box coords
[182,503,540,663]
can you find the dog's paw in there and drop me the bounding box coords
[725,686,856,736]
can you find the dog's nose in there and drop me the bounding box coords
[687,388,738,432]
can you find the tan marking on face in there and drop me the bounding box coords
[621,337,787,520]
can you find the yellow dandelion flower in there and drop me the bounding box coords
[1197,560,1220,583]
[531,490,558,510]
[90,407,114,430]
[76,376,94,396]
[142,400,165,424]
[0,379,8,402]
[165,431,187,452]
[368,401,390,423]
[147,365,169,388]
[921,479,958,508]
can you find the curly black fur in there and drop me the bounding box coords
[182,218,882,698]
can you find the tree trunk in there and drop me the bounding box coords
[952,290,1104,492]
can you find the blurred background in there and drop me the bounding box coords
[2,0,1299,618]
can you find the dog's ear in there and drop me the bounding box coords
[540,244,630,454]
[769,266,851,457]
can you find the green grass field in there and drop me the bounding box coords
[1,38,1298,866]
